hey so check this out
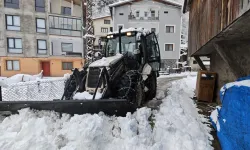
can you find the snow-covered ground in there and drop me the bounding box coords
[159,71,197,79]
[0,75,213,150]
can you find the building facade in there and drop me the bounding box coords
[93,16,113,50]
[0,0,84,77]
[109,0,182,69]
[183,0,250,101]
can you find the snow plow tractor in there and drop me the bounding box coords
[0,28,161,116]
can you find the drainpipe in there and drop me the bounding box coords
[60,0,62,13]
[119,27,122,54]
[71,0,74,16]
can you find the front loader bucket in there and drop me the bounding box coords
[0,99,137,116]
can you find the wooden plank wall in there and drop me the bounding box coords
[188,0,240,56]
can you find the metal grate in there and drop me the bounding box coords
[87,68,101,88]
[1,78,66,101]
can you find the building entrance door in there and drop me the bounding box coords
[41,62,50,76]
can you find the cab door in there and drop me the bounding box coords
[145,33,161,71]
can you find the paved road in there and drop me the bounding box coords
[146,76,187,109]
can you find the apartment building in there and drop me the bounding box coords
[0,0,84,77]
[93,15,113,50]
[109,0,182,68]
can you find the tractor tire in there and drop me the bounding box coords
[146,72,157,101]
[116,70,145,107]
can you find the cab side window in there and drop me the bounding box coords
[146,34,159,61]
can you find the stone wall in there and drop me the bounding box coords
[161,59,177,70]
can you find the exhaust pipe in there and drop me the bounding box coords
[119,27,122,54]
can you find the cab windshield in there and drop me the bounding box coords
[105,33,140,57]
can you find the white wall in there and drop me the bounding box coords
[93,16,113,46]
[50,0,82,17]
[112,0,182,60]
[50,35,83,56]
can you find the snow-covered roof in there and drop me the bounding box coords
[92,15,111,20]
[107,27,151,36]
[89,54,123,67]
[109,0,182,8]
[180,44,188,49]
[203,61,210,66]
[109,0,132,7]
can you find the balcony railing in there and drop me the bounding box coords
[49,14,82,37]
[128,15,159,21]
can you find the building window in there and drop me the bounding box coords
[37,40,47,54]
[165,44,174,51]
[110,27,113,32]
[164,11,168,14]
[6,60,20,71]
[193,60,197,64]
[61,7,71,15]
[104,20,111,24]
[101,27,108,33]
[62,62,73,70]
[145,12,148,17]
[4,0,19,9]
[151,10,155,17]
[119,13,124,15]
[49,16,81,31]
[36,18,46,33]
[241,0,244,8]
[7,38,22,53]
[151,28,156,33]
[136,11,140,17]
[62,43,73,52]
[35,0,45,12]
[166,26,175,33]
[6,15,20,31]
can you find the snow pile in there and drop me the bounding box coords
[220,79,250,95]
[89,53,123,67]
[210,107,221,131]
[0,76,212,150]
[73,92,102,100]
[0,71,43,87]
[63,73,71,80]
[83,34,95,38]
[0,108,154,150]
[153,76,213,150]
[159,71,197,78]
[108,27,150,36]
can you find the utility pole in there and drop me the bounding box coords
[82,0,87,59]
[82,0,95,64]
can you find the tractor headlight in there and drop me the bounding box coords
[126,32,132,36]
[107,35,113,39]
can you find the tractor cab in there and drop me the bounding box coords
[104,28,161,72]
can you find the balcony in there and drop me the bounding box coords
[128,15,159,21]
[49,14,82,37]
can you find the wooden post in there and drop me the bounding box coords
[193,56,207,70]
